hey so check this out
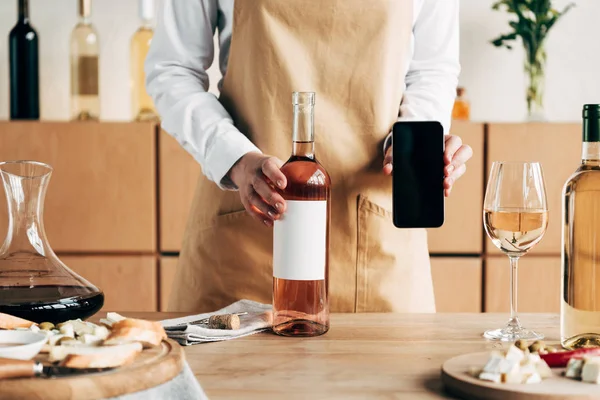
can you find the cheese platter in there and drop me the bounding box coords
[441,340,600,400]
[0,311,184,400]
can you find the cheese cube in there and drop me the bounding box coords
[59,323,75,338]
[478,372,501,383]
[482,355,504,373]
[523,372,542,384]
[582,360,600,384]
[93,325,110,340]
[71,320,95,336]
[499,358,520,375]
[107,312,126,323]
[505,345,525,362]
[79,334,103,345]
[565,358,585,379]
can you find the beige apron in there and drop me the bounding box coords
[169,0,436,314]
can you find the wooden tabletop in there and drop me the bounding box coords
[131,312,560,400]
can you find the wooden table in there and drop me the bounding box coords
[134,312,560,400]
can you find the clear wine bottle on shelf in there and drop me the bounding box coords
[272,92,331,337]
[131,0,158,122]
[561,104,600,349]
[70,0,100,121]
[9,0,39,120]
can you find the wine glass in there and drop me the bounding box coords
[483,161,549,341]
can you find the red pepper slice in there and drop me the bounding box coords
[540,348,600,368]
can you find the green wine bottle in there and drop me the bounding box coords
[9,0,40,120]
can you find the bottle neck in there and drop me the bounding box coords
[79,0,91,22]
[139,0,155,23]
[140,19,153,29]
[292,104,315,158]
[582,142,600,165]
[582,114,600,165]
[18,0,29,22]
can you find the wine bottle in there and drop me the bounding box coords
[9,0,39,120]
[70,0,100,121]
[561,104,600,349]
[131,0,158,121]
[272,92,331,337]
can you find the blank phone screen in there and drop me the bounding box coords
[392,121,445,228]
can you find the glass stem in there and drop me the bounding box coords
[508,255,521,327]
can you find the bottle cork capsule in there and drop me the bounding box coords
[208,314,240,330]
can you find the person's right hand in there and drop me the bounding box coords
[228,152,288,227]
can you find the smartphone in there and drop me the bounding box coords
[392,121,445,228]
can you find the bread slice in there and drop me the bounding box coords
[0,313,36,329]
[49,342,143,363]
[60,346,141,369]
[103,319,166,348]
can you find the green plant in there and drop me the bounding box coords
[490,0,575,118]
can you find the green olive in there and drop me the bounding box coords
[528,340,545,353]
[56,337,76,345]
[39,322,55,331]
[514,339,528,350]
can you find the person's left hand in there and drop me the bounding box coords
[383,134,473,197]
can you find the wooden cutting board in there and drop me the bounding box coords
[0,338,184,400]
[441,352,600,400]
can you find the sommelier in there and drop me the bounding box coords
[145,0,473,314]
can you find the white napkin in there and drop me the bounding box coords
[159,299,273,345]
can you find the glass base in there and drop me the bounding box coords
[484,316,544,341]
[484,326,544,342]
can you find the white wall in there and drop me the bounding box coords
[0,0,598,123]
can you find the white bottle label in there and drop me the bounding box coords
[273,200,327,281]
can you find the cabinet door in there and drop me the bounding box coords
[427,122,484,254]
[431,257,482,312]
[63,255,158,312]
[486,123,581,255]
[484,256,560,313]
[159,257,179,312]
[159,131,200,252]
[0,122,157,252]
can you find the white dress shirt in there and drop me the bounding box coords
[145,0,460,190]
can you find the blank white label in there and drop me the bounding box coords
[273,200,327,281]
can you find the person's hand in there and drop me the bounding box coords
[382,134,473,197]
[228,152,287,227]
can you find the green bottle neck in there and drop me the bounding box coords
[18,0,29,22]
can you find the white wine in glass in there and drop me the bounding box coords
[483,162,549,341]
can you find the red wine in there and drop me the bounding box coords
[0,286,104,324]
[9,0,40,120]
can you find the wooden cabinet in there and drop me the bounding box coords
[62,255,158,312]
[159,256,178,311]
[159,131,200,252]
[0,122,157,252]
[427,122,485,254]
[431,257,482,312]
[484,255,560,313]
[0,121,579,314]
[486,123,581,255]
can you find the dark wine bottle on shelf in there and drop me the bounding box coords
[272,92,331,337]
[9,0,40,120]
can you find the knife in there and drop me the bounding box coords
[0,358,112,379]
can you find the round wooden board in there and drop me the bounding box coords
[441,352,600,400]
[0,338,185,400]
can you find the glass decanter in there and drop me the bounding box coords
[0,161,104,323]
